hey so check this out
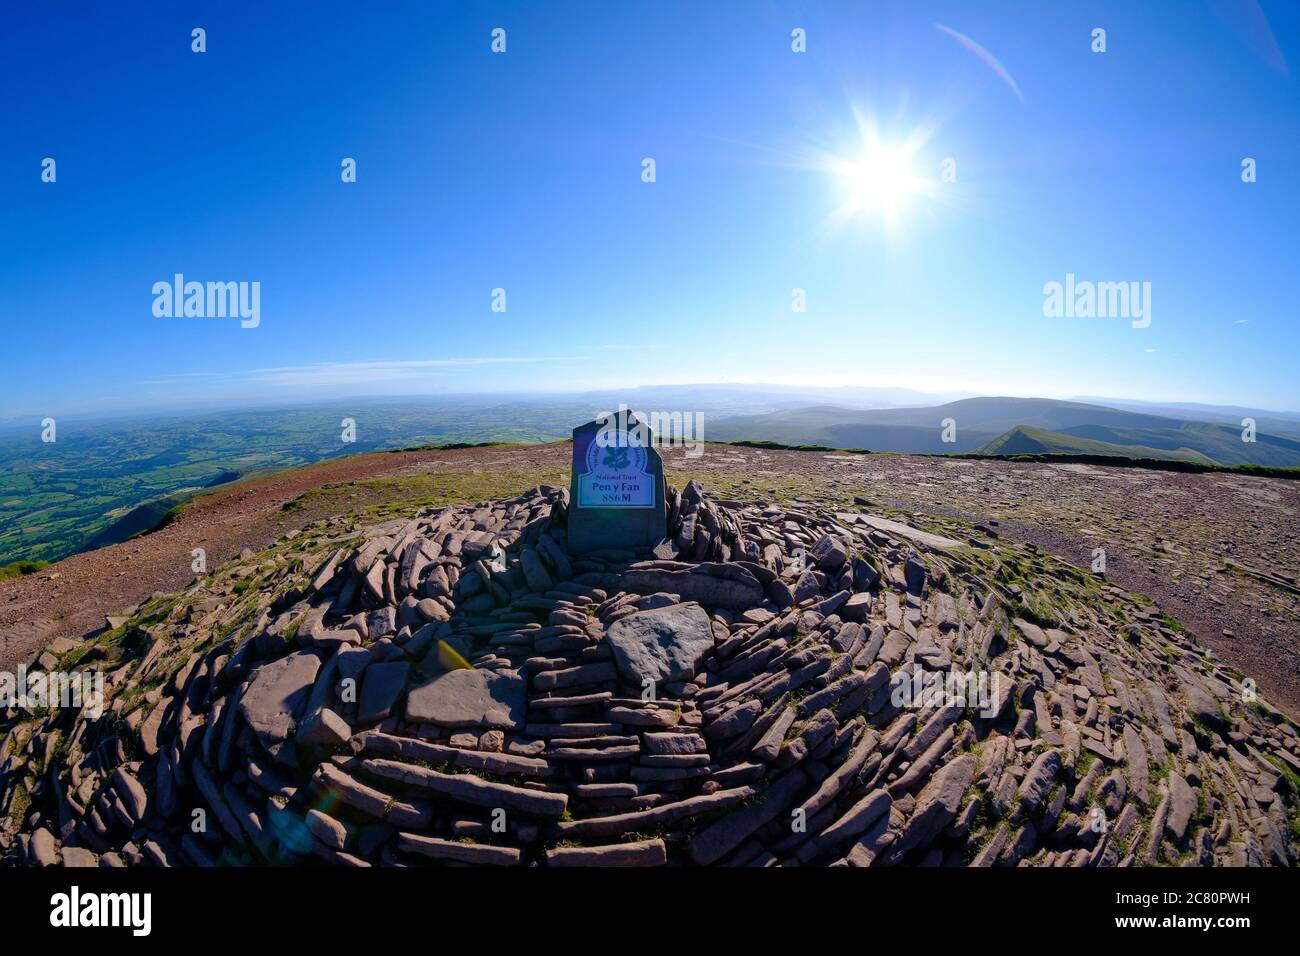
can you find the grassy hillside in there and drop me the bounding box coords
[1057,421,1300,467]
[709,396,1180,452]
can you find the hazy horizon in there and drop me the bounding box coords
[7,380,1300,430]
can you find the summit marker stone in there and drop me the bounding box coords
[567,412,667,554]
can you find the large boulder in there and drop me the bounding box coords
[405,667,525,730]
[809,534,848,571]
[239,650,322,746]
[1166,773,1197,842]
[1183,679,1226,729]
[605,603,714,686]
[890,753,975,860]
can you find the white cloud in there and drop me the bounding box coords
[141,356,577,389]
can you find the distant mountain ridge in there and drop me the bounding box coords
[710,396,1300,467]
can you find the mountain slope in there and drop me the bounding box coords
[1057,422,1300,467]
[713,396,1185,437]
[713,417,997,453]
[975,426,1217,464]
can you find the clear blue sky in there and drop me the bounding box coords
[3,0,1297,417]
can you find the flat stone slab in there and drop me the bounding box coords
[239,650,322,745]
[836,513,963,552]
[397,832,521,866]
[605,602,714,686]
[405,666,525,730]
[620,565,764,611]
[546,838,667,867]
[358,661,410,724]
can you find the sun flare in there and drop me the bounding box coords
[801,112,944,236]
[838,148,921,217]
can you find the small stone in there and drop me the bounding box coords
[890,754,975,860]
[793,571,821,603]
[842,592,872,621]
[520,548,555,592]
[1013,618,1048,649]
[1017,749,1062,814]
[809,534,848,571]
[112,767,149,822]
[1166,773,1196,842]
[704,700,762,741]
[903,552,927,594]
[298,707,352,747]
[60,847,98,868]
[29,828,59,867]
[415,598,449,622]
[305,808,351,850]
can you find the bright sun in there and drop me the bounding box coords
[802,114,943,237]
[837,147,921,218]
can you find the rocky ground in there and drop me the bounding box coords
[2,475,1297,868]
[3,444,1296,716]
[679,448,1300,718]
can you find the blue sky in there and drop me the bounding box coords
[2,0,1298,417]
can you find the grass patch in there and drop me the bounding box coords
[1158,613,1187,634]
[282,468,569,519]
[7,784,31,825]
[0,560,49,581]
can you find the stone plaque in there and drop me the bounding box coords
[567,412,667,554]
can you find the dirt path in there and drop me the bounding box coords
[4,442,1297,715]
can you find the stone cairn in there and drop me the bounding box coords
[2,481,1297,867]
